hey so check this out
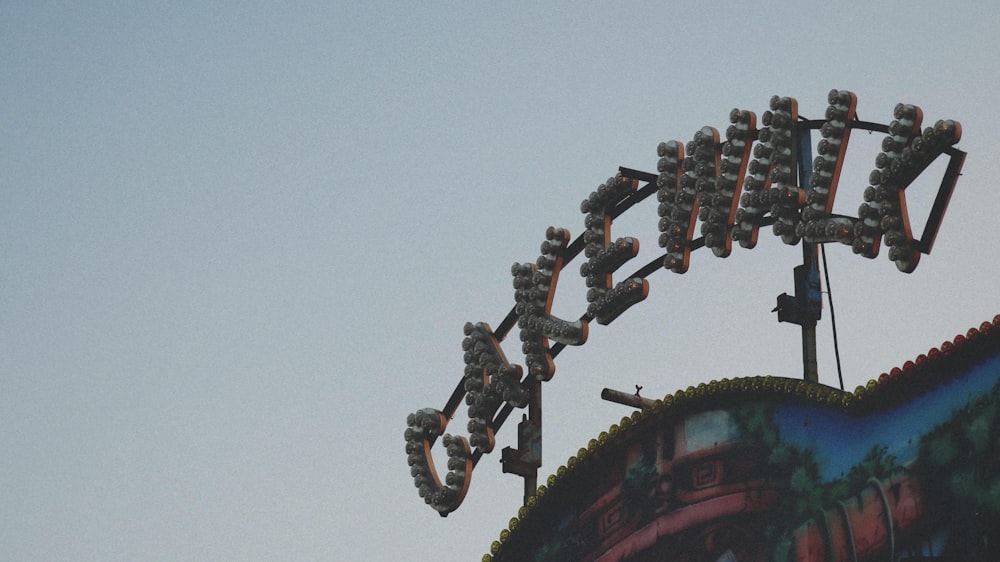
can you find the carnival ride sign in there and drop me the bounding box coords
[404,90,966,516]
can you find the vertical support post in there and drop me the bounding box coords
[800,244,820,383]
[799,123,820,383]
[798,124,820,383]
[773,120,821,383]
[524,377,541,505]
[501,378,543,506]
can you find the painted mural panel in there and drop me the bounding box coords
[487,318,1000,561]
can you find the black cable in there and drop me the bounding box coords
[820,244,845,391]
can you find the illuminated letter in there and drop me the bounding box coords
[856,104,962,272]
[800,90,858,245]
[579,174,650,324]
[462,321,527,452]
[734,111,776,249]
[404,408,472,516]
[657,139,695,273]
[766,96,804,245]
[702,109,756,257]
[513,227,588,381]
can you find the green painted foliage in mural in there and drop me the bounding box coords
[621,455,658,515]
[731,402,908,551]
[914,380,1000,558]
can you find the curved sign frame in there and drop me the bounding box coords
[405,90,966,516]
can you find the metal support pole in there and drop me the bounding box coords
[501,377,542,507]
[801,324,819,382]
[771,119,820,383]
[523,377,540,506]
[801,244,819,383]
[601,387,655,409]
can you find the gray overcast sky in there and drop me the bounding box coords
[3,2,999,560]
